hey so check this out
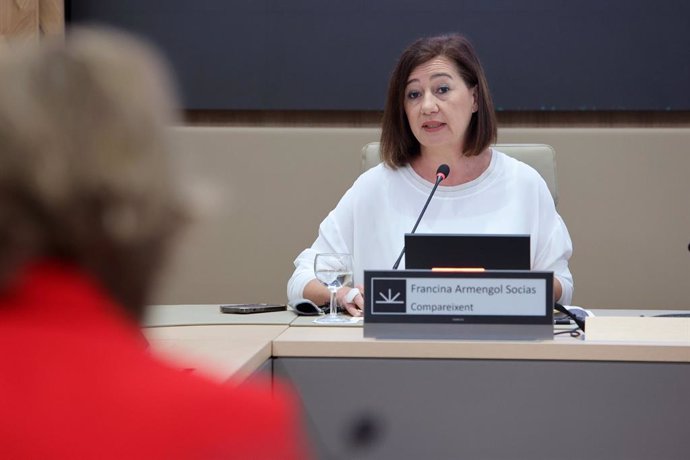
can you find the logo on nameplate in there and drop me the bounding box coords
[372,278,407,313]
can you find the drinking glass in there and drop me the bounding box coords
[313,253,354,324]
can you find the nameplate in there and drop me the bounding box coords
[363,270,553,340]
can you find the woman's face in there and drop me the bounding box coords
[403,56,477,154]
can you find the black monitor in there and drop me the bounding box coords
[404,234,531,270]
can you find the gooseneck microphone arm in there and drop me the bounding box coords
[392,164,450,270]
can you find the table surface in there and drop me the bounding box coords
[143,304,297,327]
[144,305,686,327]
[143,306,690,380]
[144,324,288,382]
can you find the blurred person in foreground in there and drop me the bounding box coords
[288,34,573,315]
[0,28,307,459]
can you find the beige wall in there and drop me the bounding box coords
[498,128,690,309]
[154,126,690,310]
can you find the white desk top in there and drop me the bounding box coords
[144,324,288,382]
[143,304,297,327]
[144,305,687,328]
[142,306,690,381]
[586,316,690,344]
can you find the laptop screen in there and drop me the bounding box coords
[404,233,531,270]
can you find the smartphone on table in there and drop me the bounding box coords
[219,303,287,314]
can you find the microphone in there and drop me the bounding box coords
[392,164,450,269]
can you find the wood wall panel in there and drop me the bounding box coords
[0,0,62,43]
[39,0,63,36]
[184,110,690,128]
[0,0,39,43]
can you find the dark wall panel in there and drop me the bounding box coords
[68,0,690,111]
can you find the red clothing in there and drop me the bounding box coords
[0,262,307,459]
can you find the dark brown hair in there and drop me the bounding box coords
[380,34,497,168]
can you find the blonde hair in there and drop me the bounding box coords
[0,28,186,316]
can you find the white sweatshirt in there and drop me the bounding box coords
[288,149,574,304]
